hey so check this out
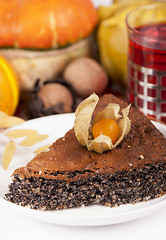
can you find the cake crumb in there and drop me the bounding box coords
[105,202,111,207]
[129,163,132,166]
[139,155,144,160]
[62,138,65,141]
[128,145,131,148]
[25,205,31,209]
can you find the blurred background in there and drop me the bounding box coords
[0,0,165,123]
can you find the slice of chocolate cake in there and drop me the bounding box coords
[5,94,166,210]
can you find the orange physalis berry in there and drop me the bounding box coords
[92,119,120,144]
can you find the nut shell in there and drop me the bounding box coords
[38,83,73,113]
[63,57,108,97]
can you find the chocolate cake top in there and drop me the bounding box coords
[14,94,166,180]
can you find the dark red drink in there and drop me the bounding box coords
[129,22,166,71]
[127,21,166,122]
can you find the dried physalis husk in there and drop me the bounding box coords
[74,93,131,153]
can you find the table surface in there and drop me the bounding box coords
[0,203,166,240]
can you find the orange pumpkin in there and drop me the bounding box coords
[0,0,98,49]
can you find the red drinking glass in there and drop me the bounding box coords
[126,3,166,122]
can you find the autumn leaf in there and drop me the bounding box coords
[34,145,51,154]
[6,129,38,138]
[0,111,25,128]
[3,141,16,169]
[20,134,48,146]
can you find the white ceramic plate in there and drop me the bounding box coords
[0,113,166,226]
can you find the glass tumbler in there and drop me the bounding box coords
[126,3,166,122]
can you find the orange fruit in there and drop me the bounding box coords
[0,55,19,115]
[92,119,120,144]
